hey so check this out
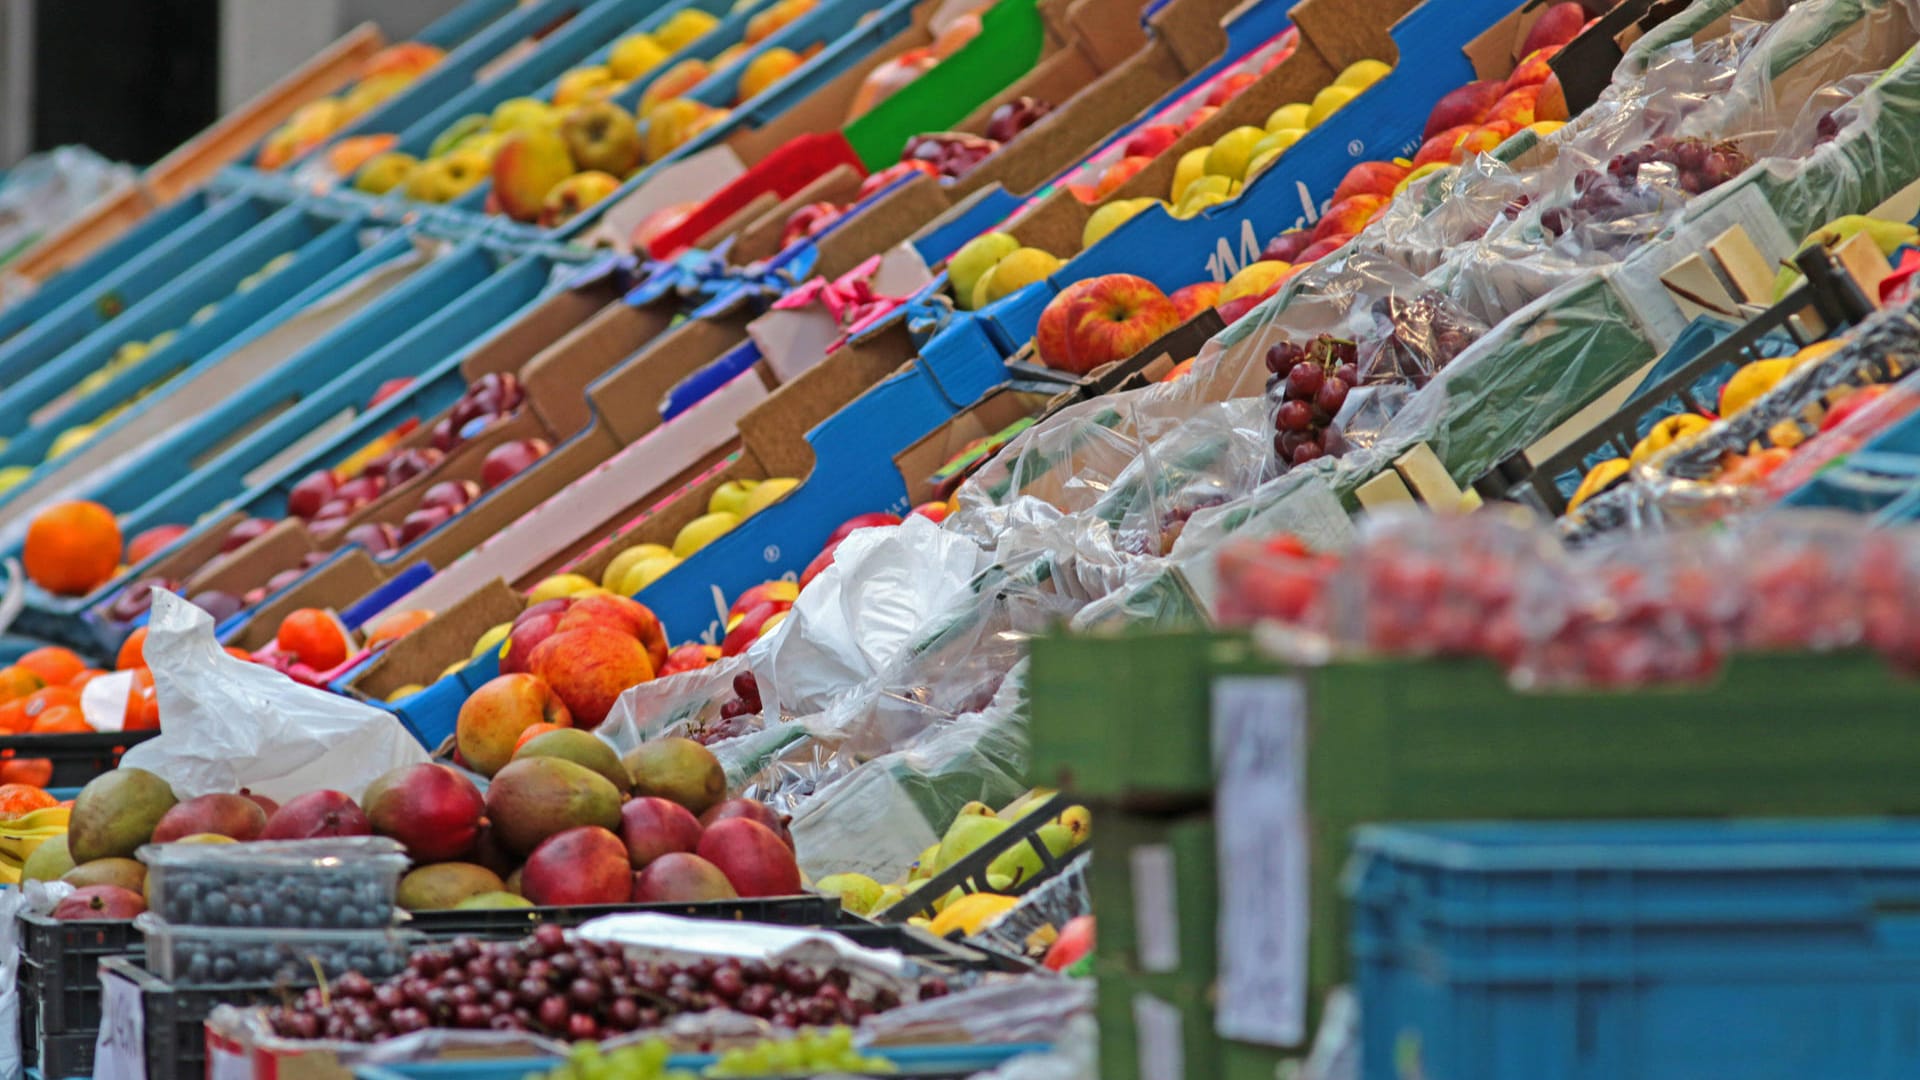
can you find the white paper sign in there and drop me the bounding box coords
[94,965,147,1080]
[1133,991,1186,1080]
[1210,675,1309,1047]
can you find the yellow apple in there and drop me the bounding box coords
[673,511,740,557]
[601,544,675,590]
[1265,103,1312,132]
[490,97,558,134]
[655,9,720,51]
[1219,260,1291,303]
[1082,198,1157,249]
[471,623,512,659]
[708,479,761,516]
[528,573,598,603]
[1334,59,1392,90]
[978,247,1061,305]
[608,34,670,80]
[740,476,800,516]
[948,232,1019,308]
[1170,146,1211,202]
[1173,190,1231,219]
[1308,84,1360,126]
[354,152,418,195]
[617,555,681,594]
[1250,128,1304,170]
[553,66,618,107]
[1203,126,1267,181]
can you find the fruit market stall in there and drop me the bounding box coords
[6,0,1920,1075]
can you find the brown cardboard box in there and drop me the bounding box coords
[892,386,1054,504]
[352,579,526,706]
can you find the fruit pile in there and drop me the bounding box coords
[255,43,446,170]
[260,925,942,1042]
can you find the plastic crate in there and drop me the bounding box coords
[407,893,844,937]
[352,1043,1053,1079]
[1350,819,1920,1080]
[97,956,290,1080]
[17,912,140,1035]
[877,791,1083,923]
[0,730,159,788]
[34,1030,96,1080]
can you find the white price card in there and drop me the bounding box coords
[1210,675,1309,1047]
[95,964,148,1080]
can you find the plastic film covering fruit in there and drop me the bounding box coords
[1568,302,1920,537]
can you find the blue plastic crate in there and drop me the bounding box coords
[0,200,369,453]
[1349,819,1920,1080]
[381,0,728,165]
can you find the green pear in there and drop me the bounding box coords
[909,842,941,881]
[935,814,1008,877]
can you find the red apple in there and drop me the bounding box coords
[420,479,480,514]
[1522,3,1585,55]
[344,521,402,554]
[334,474,387,505]
[719,601,783,656]
[126,524,187,564]
[1332,160,1412,204]
[399,505,454,545]
[909,501,950,523]
[1423,81,1503,140]
[658,643,717,676]
[1181,106,1219,132]
[827,512,902,545]
[1034,274,1184,376]
[1168,281,1223,320]
[221,518,274,554]
[728,581,800,623]
[780,201,843,248]
[800,543,839,590]
[287,471,340,520]
[502,611,565,675]
[1120,123,1181,160]
[1204,72,1256,108]
[1043,915,1094,970]
[629,203,697,253]
[1094,156,1153,201]
[481,438,551,490]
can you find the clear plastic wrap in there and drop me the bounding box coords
[969,852,1090,963]
[0,147,135,306]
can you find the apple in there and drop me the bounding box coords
[335,474,388,505]
[1034,274,1184,376]
[1168,281,1223,320]
[947,232,1019,306]
[779,202,843,249]
[126,524,187,564]
[909,501,950,523]
[1312,195,1386,243]
[399,505,455,545]
[345,521,402,554]
[481,438,551,490]
[559,100,642,176]
[384,447,444,486]
[1204,72,1255,108]
[1522,3,1585,55]
[827,512,901,545]
[1219,260,1291,305]
[720,601,786,656]
[540,172,622,229]
[1423,81,1503,140]
[502,611,566,675]
[420,479,480,515]
[630,203,698,253]
[728,581,800,623]
[288,471,341,520]
[1120,123,1181,160]
[368,377,413,408]
[1094,156,1153,200]
[221,518,274,554]
[799,542,839,589]
[1082,198,1157,251]
[1332,160,1412,204]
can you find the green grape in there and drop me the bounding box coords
[704,1028,896,1077]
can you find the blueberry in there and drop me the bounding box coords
[249,903,266,926]
[187,953,210,981]
[204,894,230,920]
[213,956,237,981]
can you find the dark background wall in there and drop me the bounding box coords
[32,0,221,166]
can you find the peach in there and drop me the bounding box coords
[1312,195,1386,243]
[737,47,801,103]
[1094,156,1154,201]
[457,673,573,776]
[640,59,712,115]
[1332,160,1411,204]
[1034,274,1184,376]
[1422,80,1503,140]
[530,626,655,729]
[1168,281,1223,319]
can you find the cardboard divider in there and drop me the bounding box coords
[355,580,528,703]
[624,0,1057,257]
[227,549,395,652]
[893,385,1055,504]
[729,165,868,264]
[184,519,325,601]
[6,24,388,284]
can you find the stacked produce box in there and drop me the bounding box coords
[5,0,1920,1075]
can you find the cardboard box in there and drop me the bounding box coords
[973,0,1575,349]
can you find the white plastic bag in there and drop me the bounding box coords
[0,886,25,1080]
[117,591,428,800]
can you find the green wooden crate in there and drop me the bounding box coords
[1089,810,1220,981]
[1034,633,1920,1050]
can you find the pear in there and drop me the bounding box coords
[909,842,941,881]
[816,872,884,915]
[935,814,1008,876]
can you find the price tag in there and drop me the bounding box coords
[95,965,148,1080]
[1210,675,1309,1047]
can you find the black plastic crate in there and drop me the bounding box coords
[830,921,1038,974]
[407,894,846,938]
[98,956,290,1080]
[877,792,1082,924]
[18,911,141,1032]
[37,1029,96,1080]
[0,730,159,788]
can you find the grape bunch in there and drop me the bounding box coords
[693,672,762,745]
[261,925,935,1044]
[532,1039,696,1080]
[901,133,1002,181]
[1265,335,1358,468]
[706,1026,897,1077]
[1363,291,1481,386]
[1541,137,1751,239]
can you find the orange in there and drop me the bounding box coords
[366,609,433,650]
[0,701,25,735]
[513,722,569,754]
[29,705,90,734]
[18,647,85,687]
[0,759,54,787]
[276,608,352,670]
[225,646,255,663]
[0,784,57,816]
[69,669,105,693]
[117,627,150,671]
[0,666,44,703]
[22,501,123,596]
[124,670,160,731]
[20,686,81,727]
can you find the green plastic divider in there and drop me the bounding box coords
[842,0,1048,170]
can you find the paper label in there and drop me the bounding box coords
[1129,843,1180,973]
[206,1031,253,1080]
[95,967,148,1080]
[1210,675,1310,1047]
[1134,992,1186,1080]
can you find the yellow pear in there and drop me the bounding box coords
[617,555,681,595]
[979,247,1060,305]
[1082,198,1156,249]
[948,232,1020,308]
[1335,59,1392,90]
[601,544,675,590]
[527,573,597,603]
[707,479,762,517]
[1203,126,1267,181]
[1308,84,1360,126]
[1265,102,1312,132]
[1170,146,1210,202]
